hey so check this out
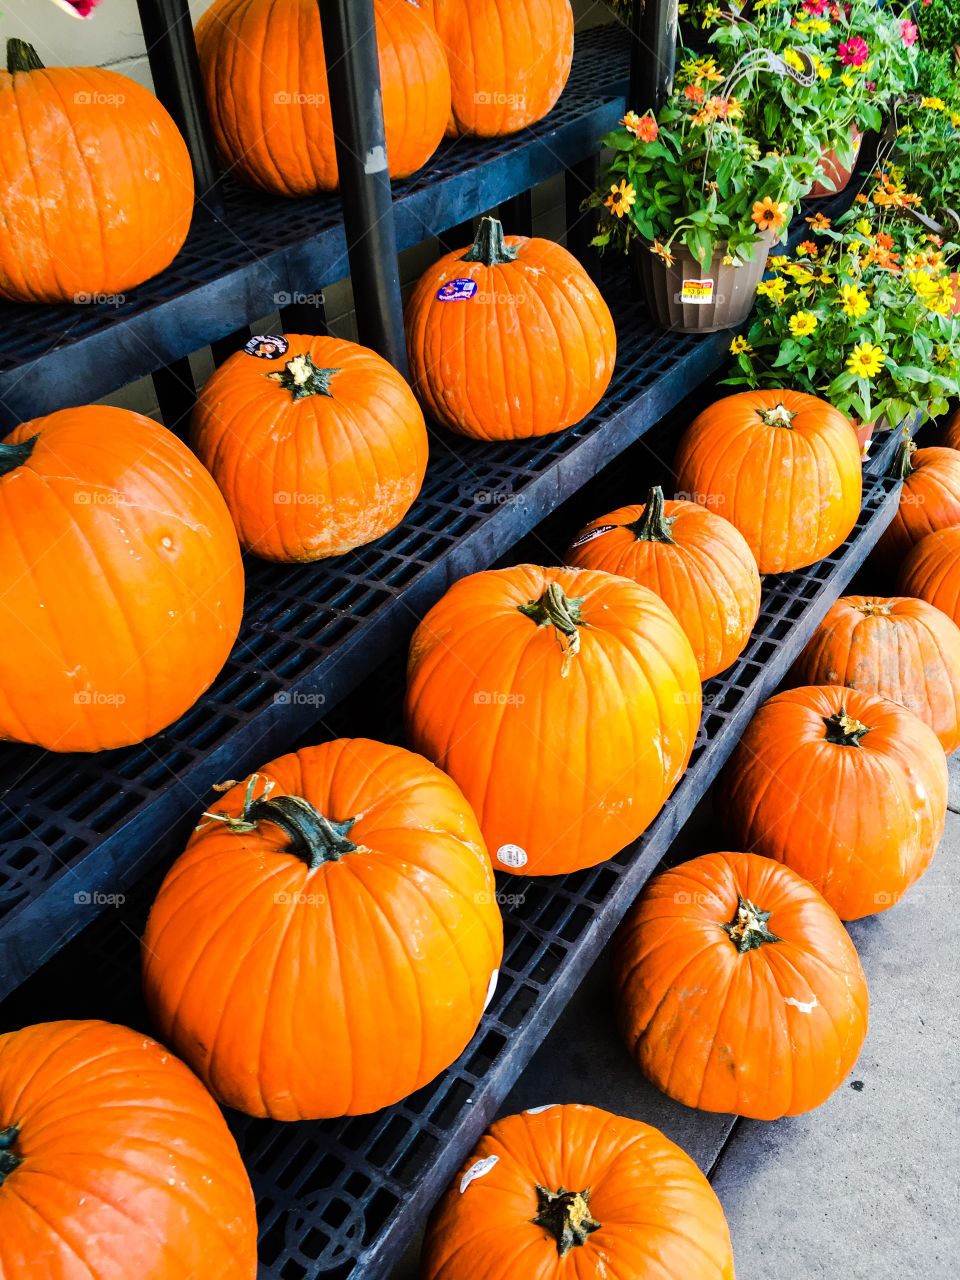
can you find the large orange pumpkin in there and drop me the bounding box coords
[566,485,761,679]
[191,335,428,561]
[196,0,450,196]
[0,1020,257,1279]
[941,407,960,449]
[0,407,244,753]
[405,217,616,440]
[792,595,960,754]
[718,685,947,920]
[422,1104,735,1279]
[142,738,503,1120]
[423,0,574,136]
[874,441,960,564]
[612,852,869,1120]
[0,39,193,304]
[405,565,701,876]
[673,390,862,573]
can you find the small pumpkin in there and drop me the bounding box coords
[423,0,574,137]
[0,407,244,753]
[718,685,947,920]
[566,485,761,679]
[405,217,616,440]
[792,595,960,754]
[191,335,428,561]
[897,525,960,630]
[422,1104,736,1280]
[612,852,869,1120]
[673,390,862,573]
[405,565,701,876]
[0,1020,257,1279]
[0,38,193,303]
[142,738,503,1120]
[874,440,960,564]
[196,0,450,196]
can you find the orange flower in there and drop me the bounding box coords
[805,212,831,231]
[876,232,895,250]
[752,197,789,233]
[650,239,676,267]
[854,193,868,204]
[685,84,705,103]
[797,240,819,257]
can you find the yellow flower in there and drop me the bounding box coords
[784,49,805,72]
[730,336,753,355]
[934,345,953,365]
[809,17,830,33]
[621,110,642,135]
[752,196,789,234]
[757,277,788,305]
[922,97,947,111]
[839,285,869,318]
[768,255,789,272]
[951,113,960,129]
[650,239,676,267]
[806,212,831,232]
[605,180,636,219]
[785,264,815,286]
[813,56,830,81]
[841,73,856,89]
[788,311,818,336]
[855,219,873,238]
[681,55,724,85]
[846,342,885,379]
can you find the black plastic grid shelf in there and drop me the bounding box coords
[0,423,905,1280]
[0,24,629,428]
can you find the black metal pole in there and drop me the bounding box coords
[320,0,408,375]
[630,0,680,114]
[135,0,222,209]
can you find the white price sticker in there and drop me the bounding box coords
[496,844,528,869]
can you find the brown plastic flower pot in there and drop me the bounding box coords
[631,236,772,334]
[806,127,863,200]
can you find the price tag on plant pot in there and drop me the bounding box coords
[679,279,715,306]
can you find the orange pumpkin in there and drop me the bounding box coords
[196,0,450,196]
[718,685,947,920]
[0,1020,257,1279]
[566,486,761,679]
[792,595,960,754]
[422,1104,736,1279]
[405,565,701,876]
[191,335,428,561]
[897,525,960,629]
[942,406,960,449]
[405,217,616,440]
[423,0,574,136]
[0,39,193,303]
[0,407,244,753]
[142,738,503,1120]
[673,390,862,573]
[875,440,960,564]
[612,852,869,1120]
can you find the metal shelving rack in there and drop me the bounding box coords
[0,3,904,1278]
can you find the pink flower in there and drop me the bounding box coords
[901,20,919,45]
[803,0,828,12]
[49,0,103,16]
[866,80,876,92]
[838,36,869,67]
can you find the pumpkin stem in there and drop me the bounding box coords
[892,436,916,480]
[267,353,340,401]
[856,599,892,618]
[518,583,585,676]
[0,436,37,477]
[757,403,796,429]
[532,1185,601,1258]
[461,216,519,267]
[628,486,676,543]
[721,893,783,953]
[6,39,44,73]
[823,707,871,746]
[0,1126,20,1187]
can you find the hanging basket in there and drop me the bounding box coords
[630,234,773,334]
[806,127,863,200]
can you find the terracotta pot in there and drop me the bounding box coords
[806,127,863,200]
[631,234,772,334]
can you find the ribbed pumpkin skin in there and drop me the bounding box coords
[898,527,960,630]
[566,495,761,679]
[405,565,701,876]
[0,58,193,303]
[718,686,948,920]
[673,390,862,573]
[191,335,428,561]
[875,447,960,564]
[612,853,869,1120]
[792,595,960,754]
[0,407,244,753]
[196,0,450,195]
[142,739,503,1120]
[0,1020,257,1279]
[424,0,574,136]
[423,1104,736,1280]
[405,229,616,440]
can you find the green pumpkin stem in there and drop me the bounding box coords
[267,353,340,401]
[518,583,585,675]
[532,1185,601,1258]
[0,1126,20,1187]
[823,707,871,746]
[6,39,44,74]
[628,486,676,543]
[200,773,357,869]
[0,436,37,477]
[892,436,916,480]
[461,216,518,267]
[757,403,796,429]
[721,894,783,953]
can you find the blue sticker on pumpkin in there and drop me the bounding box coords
[437,278,479,302]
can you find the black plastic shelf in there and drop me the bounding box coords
[0,25,628,428]
[0,424,905,1280]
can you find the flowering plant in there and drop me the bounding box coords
[49,0,104,15]
[887,88,960,216]
[726,209,960,426]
